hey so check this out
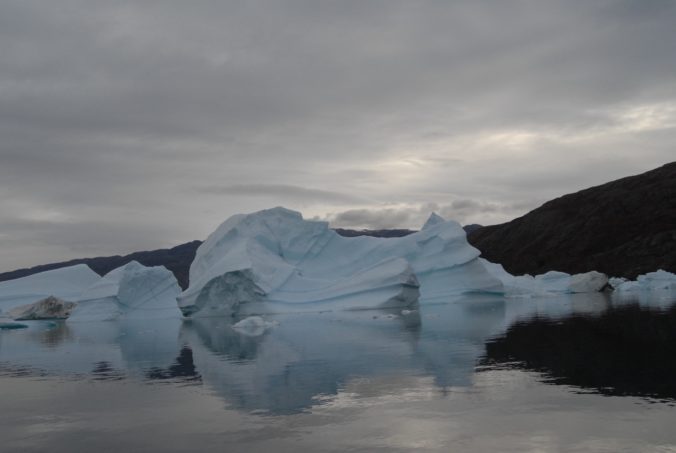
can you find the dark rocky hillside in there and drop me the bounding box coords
[468,162,676,279]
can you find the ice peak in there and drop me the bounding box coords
[422,212,446,230]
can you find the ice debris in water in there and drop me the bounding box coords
[0,309,28,329]
[69,261,182,322]
[232,316,278,336]
[610,270,676,292]
[479,259,608,297]
[177,207,502,318]
[7,296,75,320]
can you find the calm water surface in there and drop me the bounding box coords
[1,291,675,452]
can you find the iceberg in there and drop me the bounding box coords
[69,261,182,322]
[7,296,75,320]
[611,269,676,292]
[0,264,100,313]
[480,259,608,296]
[178,207,501,318]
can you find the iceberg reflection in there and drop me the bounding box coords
[4,292,673,414]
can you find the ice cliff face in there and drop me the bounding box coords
[0,264,100,313]
[69,261,181,321]
[178,207,502,318]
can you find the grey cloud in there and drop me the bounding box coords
[196,184,369,205]
[0,217,183,270]
[1,0,675,271]
[330,209,414,230]
[328,199,543,230]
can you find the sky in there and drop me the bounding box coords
[1,0,675,271]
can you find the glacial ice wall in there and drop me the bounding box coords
[177,207,502,318]
[69,261,182,321]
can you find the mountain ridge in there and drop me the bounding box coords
[468,162,676,278]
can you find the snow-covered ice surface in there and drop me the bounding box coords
[0,264,100,313]
[611,270,676,292]
[69,261,182,322]
[178,207,502,317]
[480,259,608,297]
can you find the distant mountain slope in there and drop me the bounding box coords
[468,162,676,279]
[0,241,202,290]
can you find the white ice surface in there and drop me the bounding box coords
[0,264,100,313]
[69,261,182,322]
[178,207,502,317]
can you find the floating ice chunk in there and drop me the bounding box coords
[69,261,181,322]
[534,271,572,293]
[480,259,608,296]
[0,264,100,313]
[568,271,608,293]
[612,269,676,292]
[7,296,75,320]
[232,316,277,336]
[609,277,627,289]
[637,270,676,291]
[178,207,501,318]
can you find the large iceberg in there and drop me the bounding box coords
[177,207,501,318]
[480,259,608,297]
[69,261,182,322]
[0,264,100,313]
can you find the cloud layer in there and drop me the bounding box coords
[1,0,675,270]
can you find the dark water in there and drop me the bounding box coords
[1,291,675,452]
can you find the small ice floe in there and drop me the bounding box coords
[231,316,278,336]
[0,311,28,330]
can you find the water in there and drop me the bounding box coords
[1,291,675,452]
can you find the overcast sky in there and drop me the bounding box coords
[1,0,675,271]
